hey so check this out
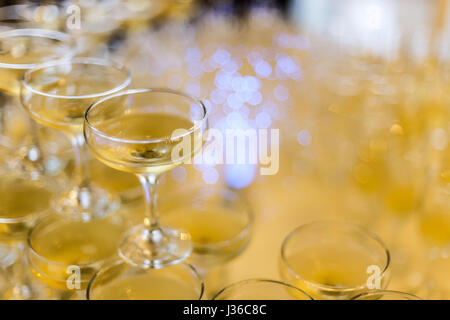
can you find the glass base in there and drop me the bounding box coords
[119,225,192,269]
[4,144,46,180]
[52,185,120,221]
[0,243,45,300]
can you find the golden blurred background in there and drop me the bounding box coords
[0,0,448,299]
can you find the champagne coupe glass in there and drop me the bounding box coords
[351,290,422,300]
[87,261,204,300]
[21,57,132,221]
[280,221,391,300]
[161,187,253,267]
[0,28,74,174]
[84,88,208,267]
[27,212,125,299]
[160,186,252,297]
[212,279,312,300]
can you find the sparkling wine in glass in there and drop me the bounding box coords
[21,57,132,221]
[84,88,208,268]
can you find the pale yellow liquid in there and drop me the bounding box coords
[89,113,200,174]
[0,179,52,220]
[162,205,249,262]
[23,64,128,133]
[0,178,53,240]
[89,158,140,197]
[0,68,24,96]
[281,243,386,299]
[0,36,71,96]
[163,206,247,244]
[29,216,124,290]
[91,274,200,300]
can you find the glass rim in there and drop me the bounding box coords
[86,259,205,300]
[350,290,422,300]
[84,88,208,144]
[163,187,253,252]
[26,213,113,270]
[280,220,391,293]
[0,28,74,70]
[212,278,313,300]
[21,57,132,100]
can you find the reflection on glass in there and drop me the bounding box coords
[22,57,131,221]
[280,221,390,300]
[87,261,203,300]
[27,213,125,299]
[351,289,422,300]
[160,186,252,297]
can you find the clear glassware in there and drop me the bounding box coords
[84,88,208,268]
[280,221,390,300]
[0,28,74,175]
[87,260,204,300]
[161,187,253,267]
[212,279,312,300]
[160,186,252,297]
[0,172,57,299]
[88,157,141,203]
[21,57,132,221]
[351,290,422,300]
[116,0,171,32]
[27,212,125,299]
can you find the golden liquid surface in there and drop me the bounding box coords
[281,243,385,299]
[0,178,52,220]
[23,64,129,133]
[162,206,247,244]
[0,36,71,95]
[88,112,198,174]
[0,68,24,96]
[29,216,124,290]
[162,205,249,264]
[89,158,140,196]
[92,274,200,300]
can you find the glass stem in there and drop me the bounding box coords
[27,121,44,163]
[137,174,161,230]
[69,133,91,189]
[6,242,35,299]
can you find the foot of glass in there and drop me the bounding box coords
[53,185,120,221]
[118,225,192,269]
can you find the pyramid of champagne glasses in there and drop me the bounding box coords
[0,1,448,300]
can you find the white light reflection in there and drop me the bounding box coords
[274,85,289,101]
[254,60,272,78]
[297,129,312,146]
[171,166,187,183]
[202,167,220,184]
[225,164,257,189]
[255,111,272,129]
